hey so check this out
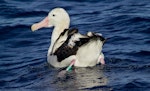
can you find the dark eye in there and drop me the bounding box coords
[52,14,55,17]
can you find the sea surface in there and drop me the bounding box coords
[0,0,150,91]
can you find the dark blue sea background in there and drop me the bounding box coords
[0,0,150,91]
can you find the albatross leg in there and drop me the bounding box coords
[66,59,76,71]
[57,59,76,78]
[97,53,105,65]
[99,57,105,65]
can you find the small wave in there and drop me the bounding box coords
[129,16,150,22]
[62,0,101,3]
[126,50,150,58]
[9,11,48,18]
[83,85,111,91]
[134,50,150,56]
[0,0,7,4]
[1,5,48,18]
[0,59,43,71]
[0,25,30,32]
[0,25,30,40]
[142,27,150,34]
[121,80,150,90]
[107,35,132,43]
[0,60,48,88]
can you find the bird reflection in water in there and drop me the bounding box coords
[55,65,108,90]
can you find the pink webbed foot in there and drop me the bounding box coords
[97,53,105,65]
[100,58,105,65]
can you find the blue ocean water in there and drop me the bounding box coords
[0,0,150,91]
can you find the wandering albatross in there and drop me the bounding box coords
[31,8,106,68]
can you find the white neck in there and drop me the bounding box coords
[48,23,70,55]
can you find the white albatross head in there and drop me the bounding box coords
[31,8,70,31]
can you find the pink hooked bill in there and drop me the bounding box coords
[31,16,49,31]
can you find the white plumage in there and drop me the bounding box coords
[31,8,106,68]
